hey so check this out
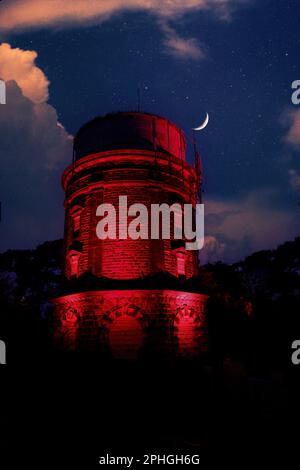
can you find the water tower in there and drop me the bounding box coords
[53,112,208,358]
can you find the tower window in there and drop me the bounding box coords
[67,251,81,278]
[70,205,83,237]
[73,214,81,233]
[175,250,186,277]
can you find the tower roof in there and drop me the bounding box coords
[73,111,186,161]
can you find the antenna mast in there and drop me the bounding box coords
[193,129,203,204]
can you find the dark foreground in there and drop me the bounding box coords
[2,353,300,469]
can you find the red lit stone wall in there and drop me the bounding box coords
[63,149,199,280]
[54,113,208,358]
[53,290,208,359]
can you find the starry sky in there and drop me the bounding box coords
[0,0,300,262]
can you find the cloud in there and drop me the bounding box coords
[164,34,205,60]
[280,109,300,193]
[0,1,252,63]
[0,43,50,104]
[0,79,72,251]
[200,188,300,263]
[282,108,300,149]
[0,0,251,32]
[0,43,72,251]
[288,168,300,191]
[161,23,205,59]
[200,236,226,264]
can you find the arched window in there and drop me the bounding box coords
[109,313,144,360]
[69,205,83,238]
[174,248,186,277]
[67,250,81,278]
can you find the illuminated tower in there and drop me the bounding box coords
[53,112,208,358]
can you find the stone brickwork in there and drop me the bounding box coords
[54,112,208,358]
[53,290,208,358]
[63,149,199,280]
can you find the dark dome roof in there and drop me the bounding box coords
[74,112,186,161]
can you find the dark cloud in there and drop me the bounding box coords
[200,189,300,263]
[0,81,72,251]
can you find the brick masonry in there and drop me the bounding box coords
[53,112,208,358]
[53,289,208,359]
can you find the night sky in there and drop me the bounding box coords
[0,0,300,262]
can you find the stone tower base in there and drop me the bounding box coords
[53,290,208,359]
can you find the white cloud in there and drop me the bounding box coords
[200,235,226,264]
[288,168,300,191]
[0,77,72,251]
[0,43,50,104]
[282,108,300,149]
[280,109,300,194]
[0,0,251,32]
[164,34,205,60]
[161,23,205,59]
[200,188,300,263]
[0,1,252,62]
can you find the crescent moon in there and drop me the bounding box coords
[193,112,209,131]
